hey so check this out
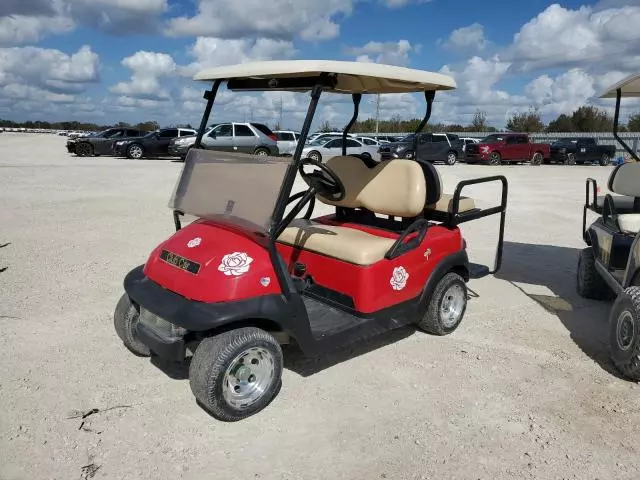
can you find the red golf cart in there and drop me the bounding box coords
[114,60,508,421]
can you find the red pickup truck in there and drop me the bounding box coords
[464,133,550,165]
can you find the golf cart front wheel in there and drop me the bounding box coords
[609,287,640,380]
[576,247,614,300]
[189,327,283,422]
[416,272,467,335]
[113,293,151,357]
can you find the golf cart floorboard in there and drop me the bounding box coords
[304,295,369,340]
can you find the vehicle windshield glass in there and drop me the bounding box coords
[479,135,503,143]
[168,149,290,233]
[143,130,158,137]
[397,134,415,142]
[307,137,332,146]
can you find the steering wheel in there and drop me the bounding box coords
[298,158,346,201]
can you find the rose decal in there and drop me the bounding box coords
[390,266,409,291]
[218,252,254,276]
[187,237,201,248]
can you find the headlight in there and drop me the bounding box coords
[394,146,404,152]
[115,141,125,146]
[175,138,187,145]
[480,146,489,153]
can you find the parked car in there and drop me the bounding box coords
[67,127,146,156]
[354,136,382,147]
[168,122,279,160]
[274,130,301,155]
[372,135,400,144]
[549,137,616,165]
[464,133,550,165]
[112,127,196,159]
[460,137,479,153]
[306,132,355,144]
[379,132,464,165]
[301,136,380,162]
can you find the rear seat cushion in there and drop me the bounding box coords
[277,219,396,265]
[608,162,640,197]
[426,194,475,213]
[618,214,640,234]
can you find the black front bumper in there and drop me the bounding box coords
[123,265,290,359]
[66,143,76,153]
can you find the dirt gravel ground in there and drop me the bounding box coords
[1,133,640,480]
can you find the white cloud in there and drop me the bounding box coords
[180,37,297,77]
[442,23,488,52]
[0,13,73,46]
[110,51,176,100]
[346,40,418,67]
[166,0,356,41]
[0,0,55,16]
[382,0,433,8]
[504,3,640,73]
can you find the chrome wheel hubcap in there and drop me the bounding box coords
[440,284,465,328]
[223,347,275,409]
[130,146,142,158]
[617,311,635,351]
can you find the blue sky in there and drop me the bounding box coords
[1,0,639,130]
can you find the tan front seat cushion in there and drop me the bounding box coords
[609,162,640,197]
[316,156,426,218]
[426,194,476,213]
[277,219,396,265]
[618,214,640,234]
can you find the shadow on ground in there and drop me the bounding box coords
[495,241,625,379]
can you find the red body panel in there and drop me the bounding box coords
[467,133,550,163]
[275,215,463,313]
[142,215,463,314]
[143,219,280,303]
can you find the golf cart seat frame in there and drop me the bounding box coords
[583,72,640,294]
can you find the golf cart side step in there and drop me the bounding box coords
[469,263,490,279]
[303,295,368,339]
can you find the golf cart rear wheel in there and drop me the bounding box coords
[609,287,640,380]
[576,247,614,300]
[189,327,283,422]
[113,293,151,357]
[416,272,467,335]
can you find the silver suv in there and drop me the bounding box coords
[169,122,280,160]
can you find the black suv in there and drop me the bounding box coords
[67,128,145,156]
[379,132,465,165]
[112,127,197,159]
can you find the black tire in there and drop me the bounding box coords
[576,247,614,300]
[609,287,640,380]
[564,153,576,166]
[127,143,145,159]
[189,327,283,422]
[530,152,543,166]
[360,152,372,160]
[416,272,467,335]
[404,150,414,160]
[307,150,322,162]
[445,151,457,165]
[600,153,611,166]
[488,151,501,165]
[76,142,93,157]
[254,147,269,157]
[113,293,151,357]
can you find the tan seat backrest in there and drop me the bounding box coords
[316,156,426,217]
[608,162,640,197]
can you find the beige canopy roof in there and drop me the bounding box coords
[193,60,457,94]
[600,72,640,98]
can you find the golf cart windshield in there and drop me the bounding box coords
[168,149,289,232]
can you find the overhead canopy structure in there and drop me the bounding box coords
[193,60,457,94]
[600,72,640,98]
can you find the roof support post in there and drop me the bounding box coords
[194,79,222,149]
[342,93,362,155]
[614,88,639,162]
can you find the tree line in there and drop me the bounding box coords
[2,105,640,134]
[322,106,640,134]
